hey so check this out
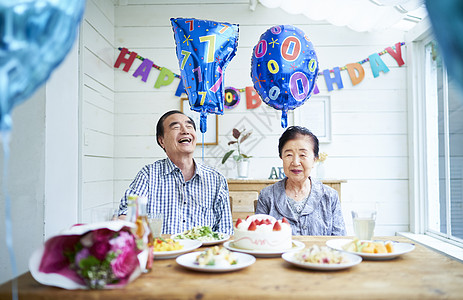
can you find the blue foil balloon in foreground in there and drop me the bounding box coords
[251,25,319,128]
[426,0,463,92]
[0,1,85,299]
[171,18,239,133]
[0,0,86,132]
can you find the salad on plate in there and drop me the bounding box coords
[173,226,227,243]
[294,245,347,265]
[195,246,237,267]
[153,238,184,252]
[282,245,362,271]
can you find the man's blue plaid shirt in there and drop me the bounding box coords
[118,158,233,235]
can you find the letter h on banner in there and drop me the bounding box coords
[323,67,344,91]
[114,48,137,72]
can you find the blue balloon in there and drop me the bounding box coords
[171,18,239,133]
[0,0,86,132]
[251,25,319,128]
[426,0,463,92]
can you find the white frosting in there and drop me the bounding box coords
[233,214,292,251]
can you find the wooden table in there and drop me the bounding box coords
[1,236,463,299]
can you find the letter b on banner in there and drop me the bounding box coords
[246,86,262,109]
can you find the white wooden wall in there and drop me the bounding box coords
[0,89,46,284]
[79,0,411,235]
[80,0,116,222]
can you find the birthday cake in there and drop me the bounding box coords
[233,214,292,251]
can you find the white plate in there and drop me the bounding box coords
[223,240,305,258]
[153,239,202,259]
[281,251,362,271]
[176,251,256,272]
[326,239,415,260]
[171,233,230,246]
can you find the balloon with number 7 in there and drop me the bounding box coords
[171,18,239,133]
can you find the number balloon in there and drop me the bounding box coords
[251,25,319,128]
[171,18,239,133]
[0,0,86,132]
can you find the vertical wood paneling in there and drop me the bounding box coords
[81,0,116,221]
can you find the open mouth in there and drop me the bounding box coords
[178,137,192,144]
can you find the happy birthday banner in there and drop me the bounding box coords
[114,42,405,110]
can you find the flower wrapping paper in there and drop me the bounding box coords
[29,221,143,289]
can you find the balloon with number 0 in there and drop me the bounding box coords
[251,25,319,128]
[171,18,239,133]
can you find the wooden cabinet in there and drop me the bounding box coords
[227,179,346,222]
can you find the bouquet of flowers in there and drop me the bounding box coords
[30,221,142,289]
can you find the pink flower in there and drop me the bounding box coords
[93,228,114,243]
[38,225,141,289]
[87,229,116,261]
[90,240,111,261]
[111,247,139,279]
[110,231,136,253]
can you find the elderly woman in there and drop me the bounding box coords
[256,126,346,236]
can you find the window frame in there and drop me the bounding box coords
[406,18,463,247]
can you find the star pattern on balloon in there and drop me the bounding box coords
[183,35,193,46]
[269,38,279,48]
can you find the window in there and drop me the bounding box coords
[424,40,463,243]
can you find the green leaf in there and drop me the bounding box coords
[79,256,100,270]
[241,154,252,159]
[222,150,235,164]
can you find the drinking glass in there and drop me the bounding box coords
[91,207,118,223]
[351,209,377,240]
[148,213,163,238]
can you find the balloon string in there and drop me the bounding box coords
[201,132,205,163]
[1,131,18,300]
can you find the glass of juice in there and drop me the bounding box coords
[351,210,376,240]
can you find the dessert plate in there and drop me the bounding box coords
[326,239,415,261]
[176,252,256,272]
[171,233,230,246]
[223,240,305,258]
[281,251,362,271]
[153,239,202,259]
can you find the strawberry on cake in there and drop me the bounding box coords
[233,214,292,251]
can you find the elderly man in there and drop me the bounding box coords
[118,110,233,235]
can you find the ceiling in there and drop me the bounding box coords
[254,0,428,32]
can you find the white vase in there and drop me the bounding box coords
[236,159,249,178]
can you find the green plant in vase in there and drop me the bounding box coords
[222,128,253,164]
